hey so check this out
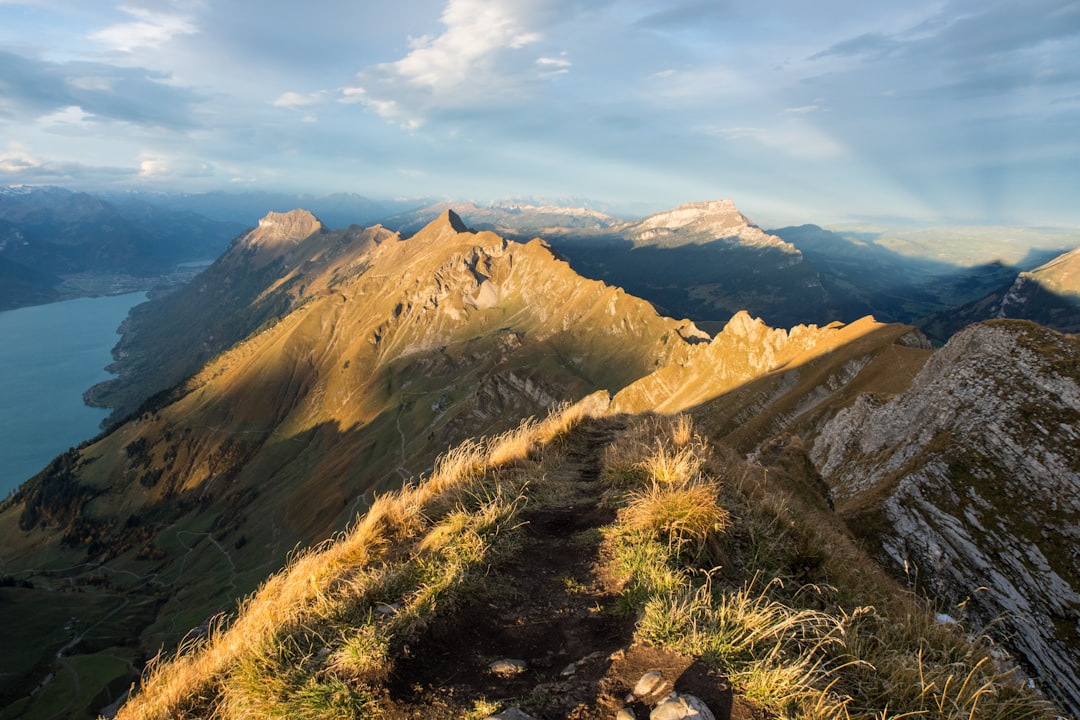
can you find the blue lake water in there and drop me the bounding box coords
[0,292,147,496]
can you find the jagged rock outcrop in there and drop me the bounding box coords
[611,312,930,421]
[245,209,325,253]
[813,320,1080,714]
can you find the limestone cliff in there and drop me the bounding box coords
[813,320,1080,714]
[624,199,799,258]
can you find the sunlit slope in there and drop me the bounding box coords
[0,211,716,715]
[112,410,1059,720]
[87,210,395,419]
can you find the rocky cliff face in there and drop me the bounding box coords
[993,246,1080,331]
[624,200,798,258]
[611,312,892,415]
[813,320,1080,714]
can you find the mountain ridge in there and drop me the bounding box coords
[1,203,1077,719]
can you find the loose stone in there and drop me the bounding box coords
[650,693,716,720]
[489,658,527,677]
[632,669,666,698]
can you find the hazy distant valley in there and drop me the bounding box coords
[1,189,1079,719]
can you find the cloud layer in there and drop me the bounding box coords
[0,0,1077,225]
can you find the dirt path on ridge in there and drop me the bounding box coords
[384,418,748,720]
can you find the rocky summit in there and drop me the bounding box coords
[622,199,798,256]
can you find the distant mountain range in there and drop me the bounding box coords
[0,186,245,309]
[922,245,1080,337]
[381,199,1079,335]
[99,189,403,229]
[5,186,1075,338]
[2,206,1079,717]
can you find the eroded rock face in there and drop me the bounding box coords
[627,200,798,257]
[813,320,1080,714]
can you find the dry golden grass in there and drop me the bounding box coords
[533,394,606,444]
[117,407,1057,720]
[601,413,705,490]
[485,418,540,468]
[670,413,695,447]
[637,442,705,486]
[621,481,727,552]
[116,403,595,720]
[599,420,1057,720]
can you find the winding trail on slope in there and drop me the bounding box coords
[383,417,742,720]
[46,595,131,720]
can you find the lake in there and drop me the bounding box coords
[0,292,147,497]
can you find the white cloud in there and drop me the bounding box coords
[783,104,823,114]
[536,55,571,76]
[272,91,330,108]
[345,0,559,127]
[90,6,197,52]
[390,0,543,87]
[138,151,215,180]
[341,89,420,129]
[39,105,94,127]
[0,143,41,174]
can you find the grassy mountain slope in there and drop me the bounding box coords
[0,211,711,716]
[113,408,1055,720]
[2,207,1073,719]
[85,210,394,419]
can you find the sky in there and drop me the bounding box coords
[0,0,1078,227]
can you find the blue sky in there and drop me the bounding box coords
[0,0,1077,226]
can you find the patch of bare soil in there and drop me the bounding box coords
[382,420,744,720]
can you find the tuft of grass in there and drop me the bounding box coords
[637,578,836,665]
[621,480,727,555]
[637,442,705,486]
[465,698,501,719]
[601,414,695,490]
[670,413,695,447]
[605,530,686,614]
[324,621,390,681]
